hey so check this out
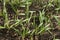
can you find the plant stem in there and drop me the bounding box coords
[3,0,8,27]
[30,35,33,40]
[25,1,30,23]
[31,36,33,40]
[22,36,25,40]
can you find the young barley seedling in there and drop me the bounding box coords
[39,10,45,23]
[54,16,60,26]
[3,0,9,29]
[38,23,50,34]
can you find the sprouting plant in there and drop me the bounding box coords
[29,10,50,40]
[30,23,43,36]
[54,16,60,26]
[0,0,60,40]
[12,18,31,40]
[3,0,9,29]
[19,0,32,7]
[29,22,51,40]
[25,0,32,18]
[39,10,45,23]
[10,0,19,4]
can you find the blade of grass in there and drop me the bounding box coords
[38,24,50,34]
[0,26,5,29]
[3,0,9,28]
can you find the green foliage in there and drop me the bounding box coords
[0,0,60,40]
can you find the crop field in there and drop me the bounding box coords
[0,0,60,40]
